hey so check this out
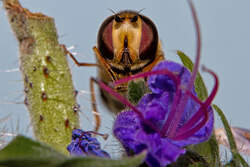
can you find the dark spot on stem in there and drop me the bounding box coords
[24,75,28,83]
[41,92,47,101]
[74,90,78,97]
[39,115,44,122]
[24,87,29,93]
[20,37,34,54]
[43,67,49,78]
[46,56,52,63]
[65,119,69,128]
[73,104,80,113]
[24,97,28,106]
[29,82,33,88]
[33,66,37,71]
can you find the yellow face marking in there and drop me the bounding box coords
[112,12,142,65]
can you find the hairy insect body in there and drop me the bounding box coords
[95,10,164,113]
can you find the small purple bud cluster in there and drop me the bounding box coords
[67,129,110,158]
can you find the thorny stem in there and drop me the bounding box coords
[3,0,79,154]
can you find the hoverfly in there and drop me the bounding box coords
[65,10,164,130]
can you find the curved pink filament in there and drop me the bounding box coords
[167,0,202,138]
[185,90,203,105]
[92,77,160,133]
[171,67,219,140]
[93,78,143,118]
[160,88,181,136]
[113,70,180,87]
[201,66,219,106]
[173,110,208,140]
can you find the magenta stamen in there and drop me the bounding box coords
[174,101,206,134]
[173,105,208,139]
[185,90,203,105]
[167,0,202,138]
[160,88,181,136]
[173,112,208,140]
[187,0,202,87]
[92,77,160,133]
[162,88,204,137]
[109,69,182,137]
[113,70,180,87]
[93,78,143,117]
[201,66,219,105]
[171,67,219,139]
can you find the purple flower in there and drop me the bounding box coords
[112,61,218,167]
[67,129,110,158]
[92,1,219,165]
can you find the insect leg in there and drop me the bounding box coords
[61,44,98,67]
[90,77,101,132]
[93,46,118,81]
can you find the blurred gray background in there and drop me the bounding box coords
[0,0,249,158]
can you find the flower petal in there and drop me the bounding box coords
[148,61,192,94]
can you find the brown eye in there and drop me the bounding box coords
[139,15,158,61]
[115,15,123,22]
[97,16,114,60]
[130,15,138,22]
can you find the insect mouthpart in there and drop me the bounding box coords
[121,36,132,72]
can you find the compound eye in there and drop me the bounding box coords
[97,16,114,60]
[130,15,138,22]
[115,15,123,22]
[139,16,158,60]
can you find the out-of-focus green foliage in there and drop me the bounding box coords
[0,136,146,167]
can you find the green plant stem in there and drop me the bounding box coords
[3,0,80,155]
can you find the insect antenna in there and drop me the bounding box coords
[137,8,145,14]
[108,8,117,15]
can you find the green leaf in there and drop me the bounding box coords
[128,80,148,105]
[177,50,221,166]
[213,104,249,167]
[58,152,146,167]
[189,134,221,167]
[177,50,208,101]
[0,136,146,167]
[0,135,66,167]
